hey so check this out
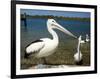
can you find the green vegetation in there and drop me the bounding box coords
[21,39,90,69]
[21,14,90,21]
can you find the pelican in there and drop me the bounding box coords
[86,34,89,42]
[74,35,83,65]
[80,40,85,44]
[24,19,77,64]
[80,36,85,44]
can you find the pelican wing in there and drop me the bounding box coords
[26,40,45,53]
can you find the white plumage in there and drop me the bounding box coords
[26,41,45,54]
[86,34,89,42]
[80,35,85,44]
[74,35,83,64]
[25,19,77,59]
[80,40,85,44]
[74,51,82,62]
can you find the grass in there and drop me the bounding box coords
[21,39,90,69]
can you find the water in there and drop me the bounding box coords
[22,19,89,54]
[21,18,90,69]
[21,18,90,39]
[21,18,90,53]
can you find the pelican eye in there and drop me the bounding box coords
[52,20,55,22]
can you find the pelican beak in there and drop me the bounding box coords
[53,22,77,38]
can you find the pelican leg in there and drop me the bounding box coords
[42,57,47,65]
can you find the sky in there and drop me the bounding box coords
[21,9,90,18]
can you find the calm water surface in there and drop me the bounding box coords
[21,18,90,58]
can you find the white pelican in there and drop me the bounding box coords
[24,19,77,64]
[86,34,89,42]
[74,35,83,65]
[80,40,85,44]
[80,36,85,44]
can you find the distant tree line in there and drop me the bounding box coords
[21,14,90,21]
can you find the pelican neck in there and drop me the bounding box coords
[47,26,59,42]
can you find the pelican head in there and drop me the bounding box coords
[79,35,82,41]
[47,19,77,38]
